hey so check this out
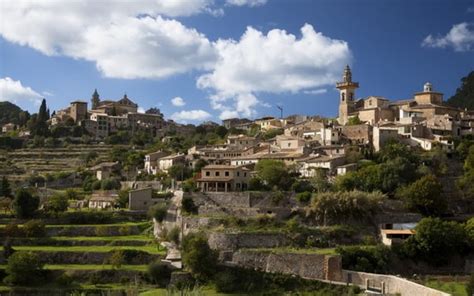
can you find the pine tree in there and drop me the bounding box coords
[447,71,474,110]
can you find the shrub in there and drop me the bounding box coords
[295,191,312,203]
[167,226,181,245]
[396,174,446,216]
[23,220,46,238]
[181,232,218,281]
[147,262,171,287]
[148,204,168,223]
[310,190,384,225]
[400,217,467,265]
[336,245,392,273]
[95,226,109,236]
[4,252,45,285]
[12,188,39,219]
[56,272,74,286]
[46,193,69,214]
[118,225,131,236]
[181,196,197,215]
[4,223,22,237]
[108,250,125,269]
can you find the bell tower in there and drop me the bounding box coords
[91,89,100,110]
[337,65,359,125]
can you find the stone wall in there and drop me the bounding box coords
[342,270,450,296]
[187,192,294,219]
[208,232,290,251]
[231,249,342,282]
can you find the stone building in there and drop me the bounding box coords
[128,187,162,211]
[196,165,251,192]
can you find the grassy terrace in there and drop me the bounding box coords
[243,247,338,255]
[0,221,149,228]
[0,264,149,271]
[0,245,165,254]
[425,279,469,296]
[52,235,152,241]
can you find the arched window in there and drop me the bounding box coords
[350,92,354,100]
[341,93,345,102]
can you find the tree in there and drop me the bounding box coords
[309,168,331,193]
[12,189,39,219]
[181,232,217,281]
[0,176,12,198]
[181,196,197,215]
[168,163,192,181]
[117,190,129,208]
[446,71,474,109]
[402,217,466,265]
[396,174,446,216]
[4,251,45,285]
[148,203,168,222]
[215,126,228,138]
[255,159,293,190]
[347,115,362,125]
[46,193,69,214]
[32,98,49,137]
[310,190,384,225]
[465,217,474,249]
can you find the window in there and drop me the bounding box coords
[288,143,291,147]
[215,171,220,176]
[225,171,229,176]
[206,171,210,176]
[237,172,240,176]
[244,172,247,177]
[341,93,345,101]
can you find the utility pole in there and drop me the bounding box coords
[277,105,283,119]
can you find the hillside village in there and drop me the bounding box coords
[0,67,473,295]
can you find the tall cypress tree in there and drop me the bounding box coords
[0,176,12,198]
[33,99,49,136]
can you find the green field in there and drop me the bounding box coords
[425,280,468,296]
[0,245,165,254]
[0,264,148,271]
[52,235,152,241]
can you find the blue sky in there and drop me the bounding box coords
[1,0,473,123]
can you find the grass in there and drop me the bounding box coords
[425,279,468,296]
[0,221,149,228]
[52,235,152,241]
[0,245,165,254]
[244,247,337,255]
[0,264,148,271]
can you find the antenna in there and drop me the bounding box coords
[276,105,283,119]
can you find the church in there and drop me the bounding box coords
[337,65,461,126]
[336,66,474,150]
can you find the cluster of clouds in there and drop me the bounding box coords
[2,1,472,122]
[0,0,353,121]
[422,22,474,52]
[0,77,43,108]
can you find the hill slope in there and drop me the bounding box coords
[0,101,24,125]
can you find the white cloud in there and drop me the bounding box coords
[303,89,327,95]
[138,107,146,113]
[198,24,351,119]
[0,77,43,108]
[171,109,211,123]
[171,96,186,107]
[226,0,267,7]
[422,22,474,52]
[0,2,217,79]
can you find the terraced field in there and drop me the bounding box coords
[0,219,167,294]
[0,144,127,182]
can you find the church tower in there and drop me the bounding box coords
[91,89,100,110]
[337,65,359,125]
